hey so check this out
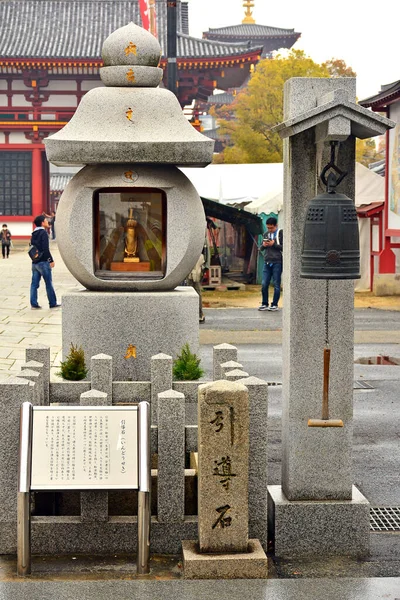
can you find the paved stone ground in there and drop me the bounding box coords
[1,242,399,380]
[1,243,400,594]
[0,241,80,380]
[1,576,400,600]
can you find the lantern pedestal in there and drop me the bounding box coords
[61,287,199,381]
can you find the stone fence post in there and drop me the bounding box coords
[157,389,185,523]
[151,353,172,425]
[91,354,113,401]
[26,345,50,405]
[18,369,43,406]
[0,378,35,553]
[220,360,243,378]
[213,344,237,380]
[20,361,45,405]
[225,369,249,382]
[238,376,268,549]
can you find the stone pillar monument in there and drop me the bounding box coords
[182,380,268,579]
[267,78,394,557]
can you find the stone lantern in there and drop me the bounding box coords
[45,23,214,380]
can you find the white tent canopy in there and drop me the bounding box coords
[180,163,283,204]
[244,162,385,215]
[181,162,385,291]
[180,162,384,212]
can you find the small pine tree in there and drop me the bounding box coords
[57,343,88,381]
[173,343,204,381]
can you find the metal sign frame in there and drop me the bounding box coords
[17,401,151,576]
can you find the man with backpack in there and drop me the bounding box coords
[1,224,11,258]
[29,215,60,310]
[258,217,283,311]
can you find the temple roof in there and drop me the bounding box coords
[359,80,400,109]
[0,0,261,60]
[50,173,75,192]
[204,23,300,39]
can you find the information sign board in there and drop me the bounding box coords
[31,407,138,490]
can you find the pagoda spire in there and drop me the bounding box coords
[242,0,256,24]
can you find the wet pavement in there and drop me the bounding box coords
[0,242,400,595]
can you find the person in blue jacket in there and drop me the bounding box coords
[30,215,61,309]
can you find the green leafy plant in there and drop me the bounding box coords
[57,343,88,381]
[173,343,204,381]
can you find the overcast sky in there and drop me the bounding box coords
[187,0,398,101]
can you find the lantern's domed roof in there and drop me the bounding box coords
[45,22,214,167]
[102,22,161,68]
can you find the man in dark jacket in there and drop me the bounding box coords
[259,217,283,311]
[30,215,60,309]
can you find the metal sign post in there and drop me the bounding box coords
[17,401,151,576]
[137,401,151,574]
[17,402,33,576]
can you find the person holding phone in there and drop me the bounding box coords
[258,217,283,311]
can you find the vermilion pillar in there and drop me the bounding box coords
[379,128,396,273]
[31,148,44,217]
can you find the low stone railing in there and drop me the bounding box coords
[0,343,268,555]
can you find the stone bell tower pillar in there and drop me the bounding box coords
[267,77,394,557]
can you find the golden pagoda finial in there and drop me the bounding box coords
[242,0,256,24]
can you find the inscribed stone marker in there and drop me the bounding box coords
[198,380,249,553]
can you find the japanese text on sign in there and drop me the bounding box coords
[31,409,138,490]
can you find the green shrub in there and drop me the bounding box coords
[173,343,204,381]
[57,343,88,381]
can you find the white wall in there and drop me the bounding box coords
[11,96,32,107]
[11,81,29,90]
[46,80,77,91]
[81,80,104,91]
[43,95,77,107]
[6,222,33,237]
[8,132,28,143]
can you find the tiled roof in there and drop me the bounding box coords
[359,80,400,108]
[202,128,230,141]
[177,35,260,59]
[205,23,300,38]
[207,92,235,105]
[0,1,261,60]
[50,173,74,192]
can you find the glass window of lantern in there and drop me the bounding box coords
[94,188,166,279]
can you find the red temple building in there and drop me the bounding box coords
[0,0,301,237]
[360,80,400,285]
[0,0,265,236]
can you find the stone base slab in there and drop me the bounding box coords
[0,517,199,555]
[268,485,370,558]
[182,539,268,579]
[62,288,199,381]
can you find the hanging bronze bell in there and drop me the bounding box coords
[301,189,360,280]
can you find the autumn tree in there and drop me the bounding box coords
[213,51,356,164]
[322,58,356,78]
[356,137,385,167]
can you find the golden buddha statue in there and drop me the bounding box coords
[124,207,140,262]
